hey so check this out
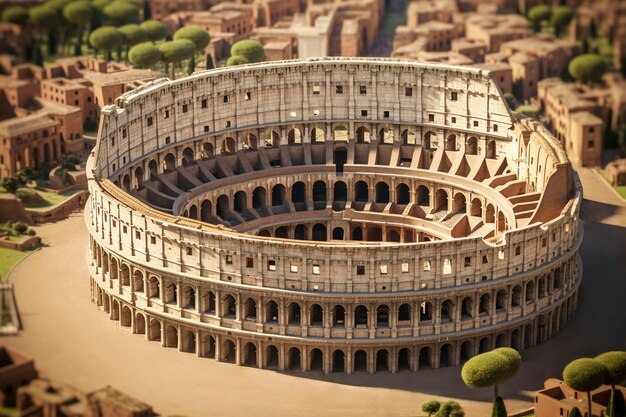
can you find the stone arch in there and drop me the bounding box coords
[216,194,230,219]
[287,347,301,371]
[266,345,279,368]
[134,313,146,334]
[332,350,345,372]
[418,346,432,369]
[417,185,430,206]
[402,129,417,145]
[471,198,482,217]
[375,181,390,204]
[332,305,345,327]
[133,270,144,292]
[201,200,213,222]
[309,348,323,371]
[246,133,258,149]
[376,305,390,327]
[223,137,236,154]
[275,226,289,239]
[460,341,472,363]
[440,299,454,322]
[398,303,411,323]
[287,302,301,325]
[165,282,177,304]
[120,263,130,286]
[182,285,195,309]
[479,293,491,315]
[148,159,158,177]
[252,187,266,209]
[423,131,436,150]
[312,223,327,241]
[333,181,347,202]
[398,348,411,371]
[419,302,433,321]
[445,134,457,151]
[202,142,214,158]
[396,183,410,205]
[163,153,176,172]
[435,189,448,212]
[486,204,495,223]
[332,227,344,240]
[461,297,473,320]
[356,126,370,143]
[376,349,389,372]
[354,350,367,372]
[352,226,363,240]
[292,181,306,204]
[309,304,323,326]
[312,180,327,205]
[222,294,236,318]
[288,128,302,144]
[525,281,535,303]
[148,276,160,298]
[228,193,244,216]
[149,318,161,342]
[188,204,198,219]
[165,324,178,348]
[354,180,368,202]
[271,184,286,206]
[266,300,279,322]
[182,147,195,165]
[265,130,280,147]
[511,285,522,307]
[496,333,507,348]
[311,127,325,143]
[496,289,507,311]
[121,304,132,327]
[479,337,491,353]
[354,305,368,326]
[466,136,478,155]
[486,140,496,159]
[387,229,400,242]
[439,344,453,367]
[122,174,131,192]
[294,224,307,240]
[243,342,257,367]
[452,192,467,213]
[133,166,144,188]
[182,329,196,353]
[379,127,394,143]
[222,339,236,363]
[244,297,257,320]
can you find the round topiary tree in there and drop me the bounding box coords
[435,401,464,417]
[563,358,607,417]
[102,0,138,25]
[89,26,123,60]
[226,54,249,66]
[119,23,148,58]
[422,400,441,417]
[2,6,29,24]
[63,1,93,55]
[140,20,168,43]
[28,5,59,64]
[568,407,582,417]
[173,26,209,73]
[128,42,160,68]
[230,39,264,63]
[595,352,626,417]
[527,5,552,32]
[158,39,195,79]
[551,6,574,37]
[462,348,521,417]
[568,54,608,85]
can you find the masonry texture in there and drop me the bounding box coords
[86,57,582,374]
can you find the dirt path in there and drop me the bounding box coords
[3,169,626,417]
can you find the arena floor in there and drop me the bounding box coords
[4,167,626,417]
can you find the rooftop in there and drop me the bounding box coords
[0,112,58,137]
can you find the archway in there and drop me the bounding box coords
[356,126,370,143]
[223,137,236,154]
[312,223,327,241]
[466,137,478,155]
[396,183,409,204]
[334,147,347,173]
[287,347,301,371]
[375,182,390,204]
[332,350,345,372]
[376,350,389,372]
[354,350,367,372]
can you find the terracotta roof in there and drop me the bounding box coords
[0,112,58,137]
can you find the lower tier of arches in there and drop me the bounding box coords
[90,276,579,374]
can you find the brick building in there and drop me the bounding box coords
[535,378,626,417]
[0,347,38,407]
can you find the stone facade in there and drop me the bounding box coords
[86,58,582,374]
[534,378,626,417]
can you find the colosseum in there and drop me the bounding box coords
[86,57,582,374]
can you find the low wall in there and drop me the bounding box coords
[0,195,33,225]
[26,191,89,223]
[0,236,41,251]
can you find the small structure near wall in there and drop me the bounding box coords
[0,347,38,407]
[605,158,626,186]
[534,378,626,417]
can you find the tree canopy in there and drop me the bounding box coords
[551,6,574,36]
[230,39,264,63]
[119,24,149,46]
[528,5,552,23]
[462,348,521,390]
[422,401,441,417]
[28,5,59,31]
[89,26,123,53]
[595,352,626,387]
[128,42,160,68]
[158,39,195,63]
[63,1,93,26]
[174,26,210,52]
[226,54,249,66]
[563,358,607,392]
[140,20,168,42]
[102,0,138,24]
[568,54,608,84]
[2,6,29,24]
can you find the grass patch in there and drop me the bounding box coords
[20,189,70,209]
[596,168,626,199]
[0,406,19,417]
[0,247,29,281]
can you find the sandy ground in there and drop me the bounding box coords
[3,167,626,417]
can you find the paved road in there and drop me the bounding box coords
[3,168,626,417]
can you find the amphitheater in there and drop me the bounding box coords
[86,57,583,374]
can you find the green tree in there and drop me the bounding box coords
[63,1,94,55]
[435,401,464,417]
[158,39,195,79]
[226,54,249,66]
[230,39,264,63]
[462,348,521,416]
[102,0,138,25]
[119,23,148,58]
[205,53,214,69]
[422,400,441,417]
[143,0,151,20]
[563,358,607,417]
[595,352,626,417]
[128,42,160,68]
[174,26,209,75]
[568,407,582,417]
[551,6,574,37]
[1,175,25,194]
[89,26,123,60]
[568,54,608,85]
[28,5,59,64]
[589,19,597,38]
[491,396,506,417]
[2,6,28,24]
[527,5,552,32]
[140,20,167,43]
